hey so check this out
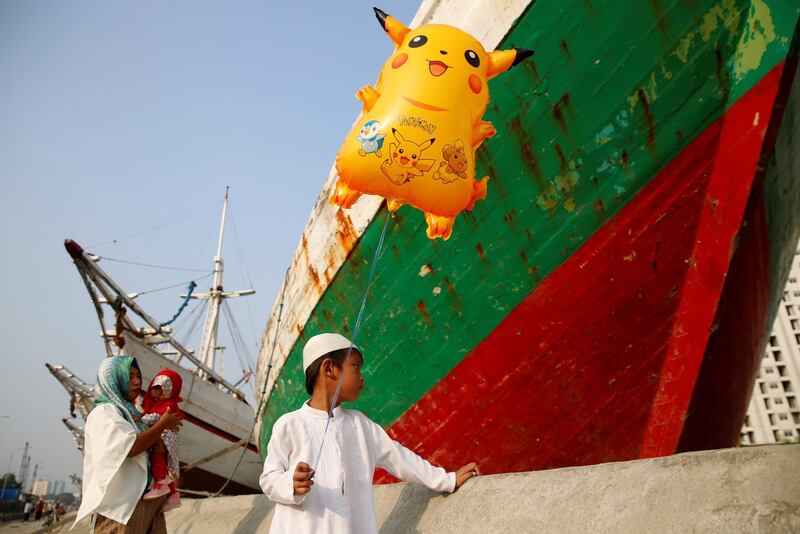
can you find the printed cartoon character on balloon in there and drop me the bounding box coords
[380,128,435,186]
[433,140,468,184]
[357,120,386,158]
[332,8,532,240]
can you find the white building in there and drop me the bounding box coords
[741,246,800,445]
[31,479,49,497]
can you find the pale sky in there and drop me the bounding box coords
[0,0,417,492]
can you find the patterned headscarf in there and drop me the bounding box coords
[94,356,147,431]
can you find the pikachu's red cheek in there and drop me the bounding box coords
[468,74,482,94]
[392,53,408,69]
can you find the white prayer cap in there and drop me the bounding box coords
[302,333,358,374]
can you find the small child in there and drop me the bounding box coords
[260,333,479,533]
[140,369,184,512]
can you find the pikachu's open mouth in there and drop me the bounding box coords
[428,60,450,77]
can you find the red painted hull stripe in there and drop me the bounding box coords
[639,61,785,456]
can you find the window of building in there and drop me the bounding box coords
[778,366,787,377]
[770,382,779,389]
[769,335,777,346]
[775,398,784,405]
[774,350,783,361]
[788,397,797,409]
[782,381,793,393]
[773,429,782,440]
[779,413,789,421]
[764,398,771,409]
[795,334,800,344]
[793,412,800,425]
[769,414,776,425]
[792,319,799,330]
[765,367,775,374]
[790,277,797,284]
[744,415,751,426]
[787,305,796,316]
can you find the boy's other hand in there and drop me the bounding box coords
[293,462,315,496]
[454,462,480,490]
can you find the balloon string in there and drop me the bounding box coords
[312,210,392,472]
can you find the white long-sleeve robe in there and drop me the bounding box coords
[73,404,148,528]
[260,402,455,533]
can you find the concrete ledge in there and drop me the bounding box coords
[372,445,800,533]
[68,445,800,533]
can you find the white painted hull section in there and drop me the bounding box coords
[123,333,261,491]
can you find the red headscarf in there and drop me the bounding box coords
[141,369,184,415]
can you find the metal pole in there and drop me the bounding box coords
[30,464,38,495]
[198,187,229,375]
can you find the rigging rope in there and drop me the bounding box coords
[137,272,213,297]
[179,300,208,348]
[86,200,221,249]
[95,256,213,273]
[205,267,290,498]
[223,300,257,370]
[159,281,198,328]
[312,211,392,472]
[220,300,257,398]
[228,204,260,353]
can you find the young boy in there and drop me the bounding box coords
[260,333,479,533]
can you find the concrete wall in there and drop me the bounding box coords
[67,445,800,533]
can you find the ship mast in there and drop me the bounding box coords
[194,187,254,379]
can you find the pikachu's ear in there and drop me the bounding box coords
[391,128,406,143]
[419,138,436,151]
[374,7,411,48]
[487,48,534,79]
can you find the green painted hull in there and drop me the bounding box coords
[256,0,800,474]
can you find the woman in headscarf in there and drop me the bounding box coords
[74,356,183,533]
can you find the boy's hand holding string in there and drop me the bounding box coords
[293,462,315,496]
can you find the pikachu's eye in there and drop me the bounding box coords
[412,154,417,159]
[399,148,404,154]
[409,35,428,48]
[465,49,480,68]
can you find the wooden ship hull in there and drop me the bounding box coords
[255,0,800,479]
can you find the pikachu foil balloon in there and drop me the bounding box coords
[332,8,532,240]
